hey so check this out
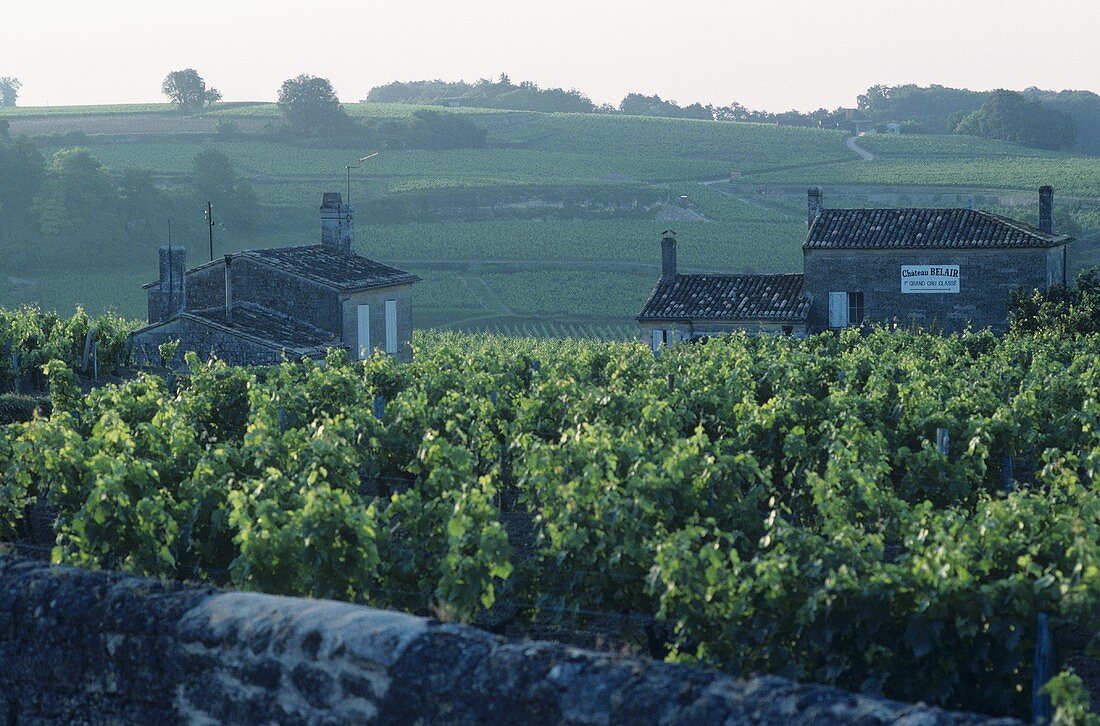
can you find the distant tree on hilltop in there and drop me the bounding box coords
[955,90,1076,151]
[162,69,221,114]
[277,75,348,134]
[365,74,597,113]
[618,93,713,120]
[0,77,22,107]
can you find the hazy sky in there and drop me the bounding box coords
[4,1,1098,110]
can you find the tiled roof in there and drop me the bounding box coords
[637,273,808,322]
[804,208,1072,250]
[243,245,420,290]
[190,302,340,353]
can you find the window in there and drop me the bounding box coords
[781,325,794,336]
[829,291,863,328]
[650,329,686,351]
[847,292,864,325]
[384,300,398,354]
[357,304,370,359]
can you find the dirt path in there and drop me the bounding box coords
[845,135,874,161]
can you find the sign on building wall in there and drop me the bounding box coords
[900,265,960,294]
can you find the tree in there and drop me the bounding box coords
[192,148,257,230]
[277,75,348,133]
[162,69,221,114]
[955,90,1076,151]
[32,148,122,260]
[0,135,46,246]
[0,77,21,107]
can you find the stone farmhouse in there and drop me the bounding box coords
[130,193,419,365]
[638,186,1072,348]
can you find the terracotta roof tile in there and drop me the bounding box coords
[637,273,808,322]
[243,245,420,290]
[804,209,1071,250]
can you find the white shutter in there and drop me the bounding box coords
[651,329,663,352]
[385,300,398,354]
[828,292,848,328]
[357,304,371,359]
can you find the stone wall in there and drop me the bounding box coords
[187,260,227,313]
[340,284,415,363]
[233,257,342,335]
[803,247,1060,333]
[0,555,1019,725]
[129,316,286,367]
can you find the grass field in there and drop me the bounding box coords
[2,102,1097,336]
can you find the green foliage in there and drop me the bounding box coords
[0,394,49,425]
[0,306,137,388]
[0,77,20,107]
[157,340,180,369]
[367,74,597,114]
[0,134,45,248]
[955,90,1077,151]
[1011,269,1100,335]
[33,148,122,259]
[277,74,348,134]
[1043,671,1099,726]
[192,148,258,230]
[2,326,1100,718]
[161,69,221,114]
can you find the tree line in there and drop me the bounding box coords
[6,69,1097,153]
[367,75,1098,153]
[0,127,258,269]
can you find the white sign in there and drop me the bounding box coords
[901,265,960,294]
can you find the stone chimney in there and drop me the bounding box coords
[661,230,677,283]
[320,192,354,255]
[224,254,234,325]
[158,245,186,321]
[1039,186,1054,234]
[807,187,823,228]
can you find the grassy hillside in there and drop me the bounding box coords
[1,102,1097,336]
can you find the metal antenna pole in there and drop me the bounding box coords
[167,218,173,317]
[345,152,380,210]
[206,201,214,262]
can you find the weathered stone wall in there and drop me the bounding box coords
[340,284,415,363]
[803,247,1058,333]
[129,316,286,367]
[186,260,227,312]
[232,258,342,335]
[0,555,1019,725]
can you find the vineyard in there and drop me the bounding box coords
[3,101,1098,337]
[2,325,1099,718]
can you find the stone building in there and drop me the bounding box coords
[636,231,810,347]
[130,193,419,365]
[638,187,1072,348]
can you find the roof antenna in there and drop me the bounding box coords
[345,151,380,208]
[166,218,173,317]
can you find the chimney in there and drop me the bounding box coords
[660,230,677,283]
[158,245,186,321]
[224,254,233,325]
[320,192,354,255]
[807,187,823,228]
[1039,186,1054,234]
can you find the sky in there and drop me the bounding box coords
[3,0,1098,111]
